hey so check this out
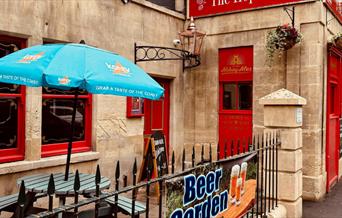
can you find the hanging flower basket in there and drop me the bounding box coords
[331,33,342,49]
[266,24,302,65]
[335,38,342,48]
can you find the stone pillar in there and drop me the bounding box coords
[259,89,306,218]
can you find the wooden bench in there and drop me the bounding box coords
[106,195,146,218]
[0,192,46,214]
[0,193,20,213]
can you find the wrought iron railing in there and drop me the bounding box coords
[13,132,280,218]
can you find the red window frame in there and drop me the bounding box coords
[126,97,144,118]
[41,93,92,157]
[0,35,27,163]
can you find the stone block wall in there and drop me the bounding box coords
[188,0,336,201]
[0,0,185,195]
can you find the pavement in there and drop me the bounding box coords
[303,181,342,218]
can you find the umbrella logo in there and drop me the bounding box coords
[58,76,71,85]
[106,62,131,76]
[18,52,44,64]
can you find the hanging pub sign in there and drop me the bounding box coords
[324,0,342,24]
[190,0,309,17]
[166,152,257,218]
[219,47,253,82]
[138,131,168,182]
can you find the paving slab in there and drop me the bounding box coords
[303,181,342,218]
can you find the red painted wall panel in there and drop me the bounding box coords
[325,0,342,24]
[218,46,253,157]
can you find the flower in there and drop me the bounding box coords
[266,24,302,65]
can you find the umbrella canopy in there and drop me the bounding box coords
[0,43,164,100]
[0,43,164,180]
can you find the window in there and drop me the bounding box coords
[146,0,175,11]
[222,82,252,111]
[126,97,144,118]
[41,88,92,157]
[0,35,26,163]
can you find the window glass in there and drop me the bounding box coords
[0,35,25,162]
[42,98,86,145]
[239,83,252,110]
[0,83,20,93]
[146,0,175,10]
[0,99,18,149]
[223,83,236,110]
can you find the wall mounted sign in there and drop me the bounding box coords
[296,108,303,124]
[189,0,309,17]
[166,152,257,218]
[219,47,253,82]
[324,0,342,24]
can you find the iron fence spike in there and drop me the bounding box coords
[47,174,55,195]
[17,180,26,205]
[115,161,120,179]
[95,165,101,184]
[74,170,80,191]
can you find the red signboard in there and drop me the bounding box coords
[325,0,342,23]
[190,0,308,17]
[219,46,253,82]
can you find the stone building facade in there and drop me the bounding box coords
[0,0,341,206]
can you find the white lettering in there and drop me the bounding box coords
[234,0,252,4]
[212,0,253,7]
[212,0,230,7]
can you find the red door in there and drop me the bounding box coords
[218,47,253,157]
[326,50,341,191]
[144,78,170,157]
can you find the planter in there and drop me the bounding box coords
[266,24,302,65]
[335,37,342,49]
[275,38,297,51]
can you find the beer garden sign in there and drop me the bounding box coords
[189,0,316,17]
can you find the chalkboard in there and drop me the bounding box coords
[153,131,168,177]
[138,131,168,182]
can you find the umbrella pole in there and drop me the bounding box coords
[64,89,79,181]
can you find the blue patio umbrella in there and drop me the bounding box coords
[0,43,164,180]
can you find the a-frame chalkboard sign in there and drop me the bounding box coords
[138,131,168,182]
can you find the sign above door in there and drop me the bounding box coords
[189,0,310,17]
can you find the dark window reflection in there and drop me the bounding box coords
[0,99,18,149]
[223,84,236,110]
[42,99,85,144]
[0,83,20,93]
[43,87,88,95]
[239,83,252,110]
[0,39,21,150]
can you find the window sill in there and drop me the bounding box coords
[0,152,100,175]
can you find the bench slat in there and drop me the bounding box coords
[0,192,46,211]
[0,194,18,210]
[106,195,146,215]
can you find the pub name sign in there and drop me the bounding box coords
[189,0,308,17]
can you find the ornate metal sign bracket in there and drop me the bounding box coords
[134,43,201,72]
[283,6,295,27]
